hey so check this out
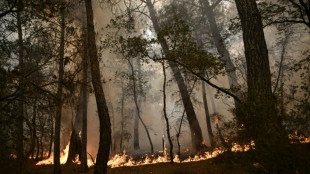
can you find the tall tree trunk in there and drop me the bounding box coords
[199,0,240,106]
[54,7,65,174]
[162,61,174,163]
[30,101,37,159]
[67,91,83,164]
[16,1,24,172]
[133,57,142,151]
[128,59,153,153]
[48,113,54,158]
[201,81,215,147]
[40,133,44,159]
[145,0,203,153]
[81,29,89,172]
[235,0,286,148]
[120,83,125,151]
[85,0,112,173]
[133,112,140,150]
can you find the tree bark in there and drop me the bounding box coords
[162,61,174,163]
[199,0,240,104]
[30,101,37,159]
[235,0,286,148]
[16,1,24,172]
[81,28,89,172]
[201,81,215,147]
[48,113,54,158]
[120,83,125,151]
[85,0,112,173]
[54,7,65,174]
[133,57,142,150]
[145,0,203,153]
[67,90,83,163]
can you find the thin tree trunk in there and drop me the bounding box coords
[202,81,215,147]
[36,130,40,159]
[162,61,174,163]
[176,109,185,158]
[128,59,153,153]
[31,101,37,159]
[54,7,65,174]
[133,112,140,150]
[133,57,142,151]
[48,113,54,158]
[85,0,112,173]
[120,83,125,151]
[81,29,89,172]
[145,0,203,153]
[199,0,240,103]
[16,1,24,172]
[40,133,44,159]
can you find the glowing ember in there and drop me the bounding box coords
[289,131,310,144]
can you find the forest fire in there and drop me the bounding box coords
[36,141,254,168]
[35,134,310,169]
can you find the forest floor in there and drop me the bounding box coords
[4,144,310,174]
[19,152,264,174]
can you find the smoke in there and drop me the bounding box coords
[61,0,310,159]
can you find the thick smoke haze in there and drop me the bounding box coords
[59,0,310,159]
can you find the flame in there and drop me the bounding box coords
[36,132,309,168]
[105,142,254,168]
[288,131,310,143]
[36,143,70,165]
[36,142,94,167]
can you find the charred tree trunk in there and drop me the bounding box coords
[201,81,215,147]
[162,61,174,163]
[54,7,65,174]
[145,0,203,153]
[81,27,89,172]
[128,59,153,153]
[67,90,83,164]
[235,0,287,148]
[85,0,112,173]
[67,129,81,163]
[199,0,240,103]
[16,1,24,172]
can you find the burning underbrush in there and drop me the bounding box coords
[35,141,255,168]
[35,132,310,169]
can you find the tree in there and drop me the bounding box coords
[260,0,310,29]
[199,0,240,103]
[161,60,174,163]
[145,0,204,152]
[54,5,65,174]
[234,1,291,171]
[128,58,154,153]
[80,26,89,172]
[85,0,111,173]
